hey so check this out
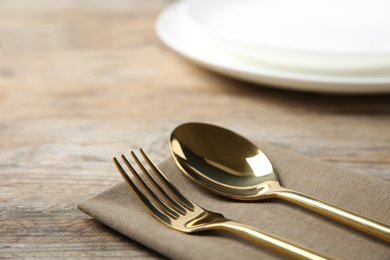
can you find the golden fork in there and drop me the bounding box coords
[113,149,331,260]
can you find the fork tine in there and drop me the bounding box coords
[139,148,194,210]
[112,157,172,224]
[120,155,180,219]
[131,151,187,214]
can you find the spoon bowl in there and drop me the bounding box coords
[169,122,279,199]
[170,122,390,242]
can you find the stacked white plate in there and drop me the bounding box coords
[156,0,390,93]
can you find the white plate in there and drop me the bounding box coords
[155,2,390,94]
[181,0,390,75]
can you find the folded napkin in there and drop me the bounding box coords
[78,142,390,259]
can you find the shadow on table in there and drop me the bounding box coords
[206,71,390,115]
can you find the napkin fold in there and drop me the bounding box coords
[78,142,390,259]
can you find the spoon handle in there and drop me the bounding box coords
[218,220,331,260]
[273,187,390,242]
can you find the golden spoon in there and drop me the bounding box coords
[170,122,390,242]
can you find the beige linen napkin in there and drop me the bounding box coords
[78,142,390,259]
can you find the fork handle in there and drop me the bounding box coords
[218,221,331,260]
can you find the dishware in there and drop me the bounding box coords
[169,122,390,242]
[155,1,390,93]
[180,0,390,74]
[113,149,330,260]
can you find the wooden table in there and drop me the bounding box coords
[1,0,389,258]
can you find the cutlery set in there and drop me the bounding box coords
[113,123,390,259]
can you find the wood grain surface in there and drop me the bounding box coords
[1,0,389,258]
